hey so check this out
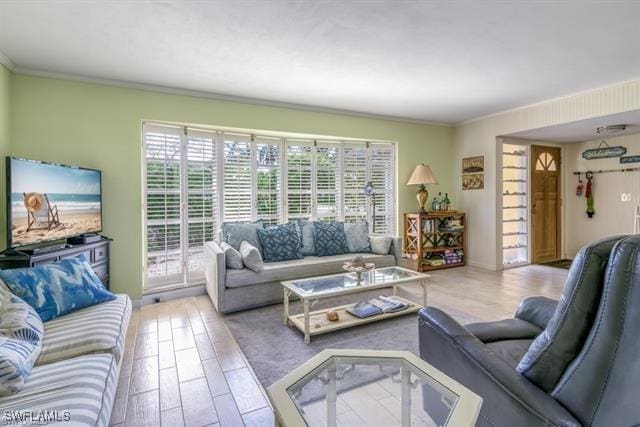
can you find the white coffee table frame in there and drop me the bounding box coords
[268,348,483,427]
[282,266,429,344]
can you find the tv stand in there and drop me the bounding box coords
[0,237,112,289]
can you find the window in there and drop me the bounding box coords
[285,141,313,220]
[315,142,341,221]
[143,125,217,288]
[222,133,252,222]
[369,143,396,234]
[343,145,367,222]
[535,152,556,171]
[143,124,396,290]
[255,137,281,225]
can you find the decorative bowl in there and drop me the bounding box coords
[343,258,375,282]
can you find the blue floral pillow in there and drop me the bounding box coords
[0,288,44,396]
[258,223,303,262]
[0,258,116,322]
[313,221,350,257]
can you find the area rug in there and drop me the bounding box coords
[540,259,573,269]
[223,287,479,388]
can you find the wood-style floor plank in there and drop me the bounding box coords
[180,377,219,426]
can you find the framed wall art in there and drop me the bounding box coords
[462,156,485,174]
[462,173,484,190]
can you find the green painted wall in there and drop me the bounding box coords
[10,74,453,298]
[0,65,11,250]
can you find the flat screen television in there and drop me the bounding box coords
[6,157,102,248]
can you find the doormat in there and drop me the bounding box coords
[540,259,573,270]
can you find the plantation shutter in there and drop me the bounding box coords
[143,124,184,287]
[285,140,313,220]
[342,144,367,223]
[255,136,282,226]
[222,133,253,222]
[369,143,396,234]
[315,142,341,222]
[185,129,217,282]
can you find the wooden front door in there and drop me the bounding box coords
[531,145,561,263]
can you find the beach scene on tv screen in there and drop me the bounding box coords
[10,159,101,247]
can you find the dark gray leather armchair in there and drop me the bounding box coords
[419,235,640,426]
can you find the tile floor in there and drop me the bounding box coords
[110,294,274,427]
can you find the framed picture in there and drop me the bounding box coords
[462,174,484,190]
[462,156,485,174]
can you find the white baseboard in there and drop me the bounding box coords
[140,284,206,306]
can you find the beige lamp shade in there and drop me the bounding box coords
[407,164,438,185]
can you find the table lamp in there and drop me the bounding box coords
[407,164,438,213]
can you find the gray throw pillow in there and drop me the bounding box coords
[370,235,393,255]
[344,221,371,253]
[221,242,243,269]
[240,241,264,273]
[221,221,264,254]
[293,219,316,256]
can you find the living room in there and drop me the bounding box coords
[0,1,639,426]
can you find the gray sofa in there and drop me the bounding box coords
[418,235,639,426]
[205,235,402,313]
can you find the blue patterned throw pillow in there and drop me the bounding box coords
[0,258,116,322]
[258,223,303,262]
[313,221,350,257]
[221,221,264,255]
[0,288,44,396]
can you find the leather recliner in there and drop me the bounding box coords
[419,235,640,426]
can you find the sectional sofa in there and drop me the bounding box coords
[205,234,402,313]
[0,283,131,427]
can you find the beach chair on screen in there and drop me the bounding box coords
[23,192,61,232]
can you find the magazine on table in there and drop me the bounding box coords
[346,296,410,318]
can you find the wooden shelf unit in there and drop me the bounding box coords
[403,211,466,272]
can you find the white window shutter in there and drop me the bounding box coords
[185,129,217,282]
[315,141,341,222]
[143,123,396,291]
[143,124,184,287]
[222,133,253,222]
[285,140,313,220]
[369,143,396,234]
[342,144,367,223]
[255,136,282,226]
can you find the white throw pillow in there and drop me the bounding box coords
[370,235,393,255]
[240,241,264,273]
[221,242,243,269]
[0,288,44,396]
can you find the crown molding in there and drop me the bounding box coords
[456,76,640,127]
[11,67,453,128]
[0,50,15,71]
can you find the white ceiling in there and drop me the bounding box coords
[1,1,640,124]
[506,110,640,143]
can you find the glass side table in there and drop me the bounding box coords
[268,349,482,427]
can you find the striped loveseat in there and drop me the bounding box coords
[0,293,131,427]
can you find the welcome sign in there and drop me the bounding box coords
[582,145,626,160]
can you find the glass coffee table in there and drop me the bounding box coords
[282,266,429,343]
[268,349,482,426]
